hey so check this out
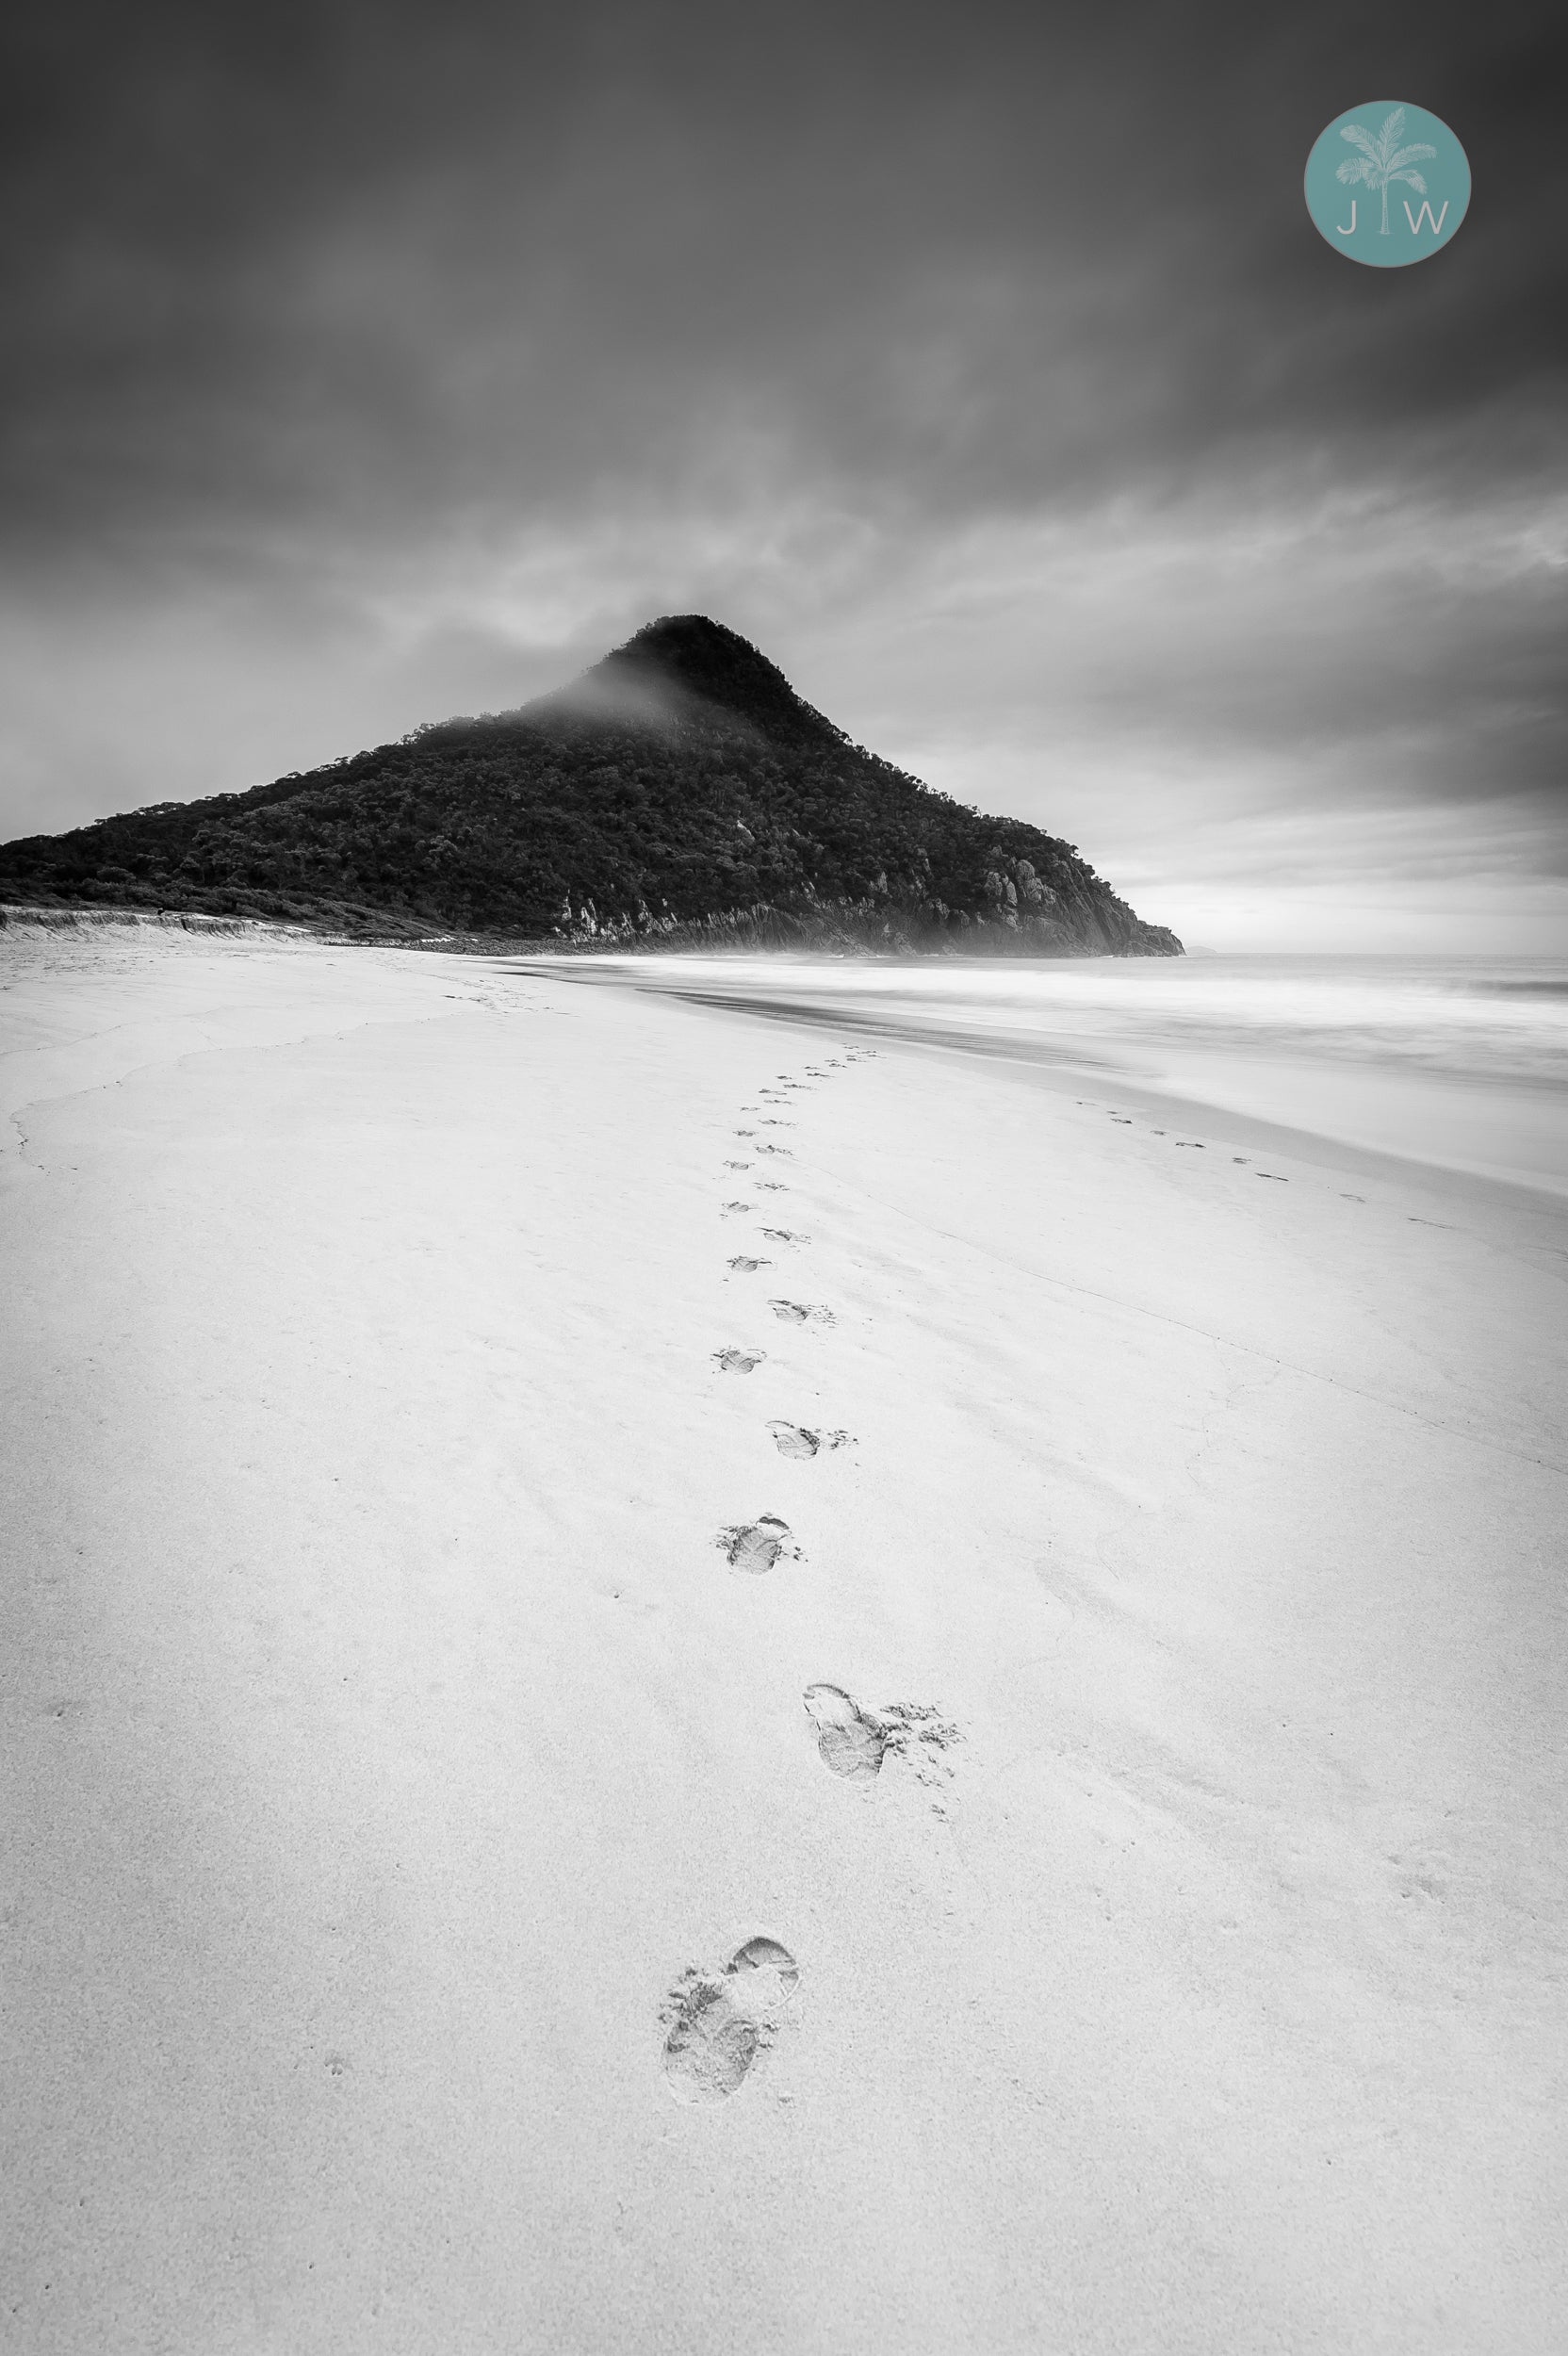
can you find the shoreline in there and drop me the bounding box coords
[511,956,1568,1219]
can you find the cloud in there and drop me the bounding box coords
[1,0,1564,948]
[8,0,1564,555]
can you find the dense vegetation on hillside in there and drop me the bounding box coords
[0,617,1182,957]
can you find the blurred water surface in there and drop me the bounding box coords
[561,952,1568,1195]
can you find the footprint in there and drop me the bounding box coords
[761,1228,808,1246]
[770,1422,853,1457]
[661,1939,801,2105]
[1257,1172,1288,1183]
[1342,1192,1365,1203]
[771,1421,819,1458]
[712,1348,765,1373]
[804,1684,887,1780]
[758,1180,787,1192]
[728,1256,773,1273]
[725,1160,751,1170]
[1110,1116,1132,1125]
[719,1515,796,1573]
[804,1690,960,1792]
[1233,1156,1250,1165]
[769,1300,835,1325]
[1176,1140,1205,1149]
[754,1143,792,1156]
[661,1979,758,2104]
[722,1200,754,1215]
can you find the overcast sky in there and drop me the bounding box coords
[3,0,1564,947]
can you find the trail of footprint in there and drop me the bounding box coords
[804,1685,887,1779]
[712,1348,765,1373]
[661,1939,800,2104]
[719,1515,797,1573]
[728,1256,773,1273]
[769,1300,835,1325]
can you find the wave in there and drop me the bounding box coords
[566,950,1568,1194]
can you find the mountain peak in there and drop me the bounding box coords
[584,615,837,741]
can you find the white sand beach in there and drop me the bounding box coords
[4,922,1565,2355]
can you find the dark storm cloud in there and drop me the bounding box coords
[6,0,1563,551]
[1,0,1564,941]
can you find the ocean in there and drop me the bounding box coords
[562,951,1568,1196]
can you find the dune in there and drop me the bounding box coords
[4,921,1564,2354]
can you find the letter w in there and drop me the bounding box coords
[1403,199,1450,235]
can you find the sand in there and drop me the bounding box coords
[4,923,1564,2354]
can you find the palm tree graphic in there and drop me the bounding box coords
[1335,107,1438,235]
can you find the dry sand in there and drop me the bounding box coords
[4,924,1565,2354]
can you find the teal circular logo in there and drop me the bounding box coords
[1304,103,1470,265]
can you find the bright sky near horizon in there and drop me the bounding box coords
[3,0,1564,949]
